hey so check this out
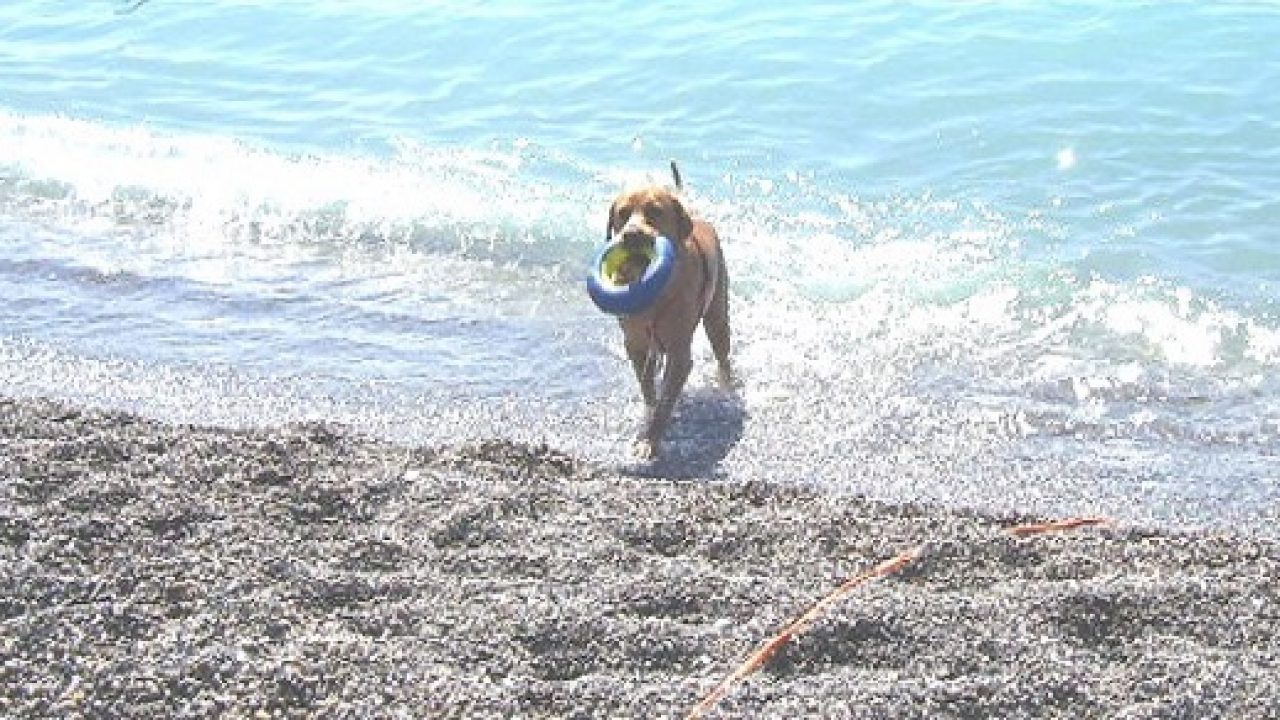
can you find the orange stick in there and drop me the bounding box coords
[1006,516,1110,537]
[687,548,920,720]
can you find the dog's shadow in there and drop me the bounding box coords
[622,387,746,480]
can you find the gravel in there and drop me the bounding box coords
[2,396,1277,719]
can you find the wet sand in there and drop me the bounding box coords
[2,396,1277,718]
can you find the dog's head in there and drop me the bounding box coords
[605,186,694,250]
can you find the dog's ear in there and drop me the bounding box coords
[671,197,694,240]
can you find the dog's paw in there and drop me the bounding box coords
[716,365,742,394]
[632,438,659,460]
[717,366,734,390]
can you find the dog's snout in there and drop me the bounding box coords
[619,214,654,243]
[621,227,649,244]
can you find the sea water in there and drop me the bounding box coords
[2,1,1278,533]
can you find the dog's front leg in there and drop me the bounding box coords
[635,347,692,459]
[624,331,659,408]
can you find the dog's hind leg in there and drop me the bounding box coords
[703,254,732,387]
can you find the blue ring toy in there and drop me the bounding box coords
[586,235,676,316]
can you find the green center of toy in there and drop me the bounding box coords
[601,244,656,286]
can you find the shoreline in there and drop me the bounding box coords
[2,395,1277,718]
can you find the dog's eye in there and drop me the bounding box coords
[646,204,665,220]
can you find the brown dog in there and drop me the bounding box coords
[604,163,732,459]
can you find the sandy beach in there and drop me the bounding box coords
[1,395,1277,719]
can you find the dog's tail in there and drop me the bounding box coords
[670,160,683,192]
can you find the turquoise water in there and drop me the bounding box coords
[2,1,1278,532]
